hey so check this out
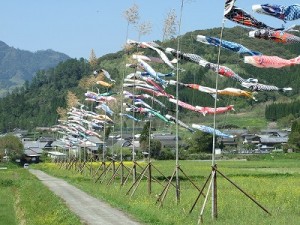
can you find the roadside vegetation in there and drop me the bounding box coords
[31,154,300,225]
[0,163,82,225]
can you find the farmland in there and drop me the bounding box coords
[30,154,300,225]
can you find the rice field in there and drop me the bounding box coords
[32,154,300,225]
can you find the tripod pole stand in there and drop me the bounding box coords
[189,164,271,224]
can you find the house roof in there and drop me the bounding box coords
[23,140,47,149]
[87,136,102,144]
[260,136,288,144]
[24,149,40,157]
[152,133,182,141]
[51,140,70,149]
[106,137,119,147]
[48,151,66,156]
[241,133,260,138]
[38,136,55,142]
[78,140,97,148]
[113,140,140,148]
[153,135,177,140]
[88,147,99,151]
[22,139,45,155]
[220,129,247,135]
[260,129,290,136]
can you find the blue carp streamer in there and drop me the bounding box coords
[253,4,300,22]
[197,35,261,56]
[192,124,234,138]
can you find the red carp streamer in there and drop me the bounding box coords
[244,55,300,68]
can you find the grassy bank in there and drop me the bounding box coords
[33,154,300,225]
[0,163,82,225]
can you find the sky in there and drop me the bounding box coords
[0,0,298,59]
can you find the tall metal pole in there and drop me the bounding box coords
[211,17,226,219]
[175,0,184,203]
[148,117,152,194]
[120,20,130,185]
[103,98,107,164]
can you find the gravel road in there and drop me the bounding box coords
[29,169,141,225]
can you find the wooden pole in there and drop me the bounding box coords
[215,167,271,215]
[148,162,152,194]
[212,165,218,218]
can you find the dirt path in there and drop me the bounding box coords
[29,169,141,225]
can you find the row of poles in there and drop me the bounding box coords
[52,1,271,224]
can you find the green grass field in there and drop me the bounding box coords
[31,154,300,225]
[0,163,82,225]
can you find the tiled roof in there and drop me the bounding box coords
[24,149,40,157]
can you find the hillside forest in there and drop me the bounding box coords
[1,26,300,149]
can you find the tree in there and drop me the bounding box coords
[123,121,128,131]
[277,114,295,128]
[158,148,174,160]
[219,140,225,151]
[139,122,162,159]
[150,139,162,159]
[139,121,150,152]
[66,91,80,110]
[105,126,112,140]
[287,120,300,152]
[0,134,23,160]
[78,74,98,90]
[89,49,98,70]
[186,131,214,153]
[56,107,68,121]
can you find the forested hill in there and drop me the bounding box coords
[0,26,300,132]
[0,41,70,96]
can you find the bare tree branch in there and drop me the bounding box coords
[162,9,178,41]
[136,21,152,40]
[123,4,140,25]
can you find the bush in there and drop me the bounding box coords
[0,179,15,187]
[40,151,52,163]
[113,147,135,161]
[158,148,175,160]
[186,153,211,160]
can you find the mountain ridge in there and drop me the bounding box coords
[0,40,70,96]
